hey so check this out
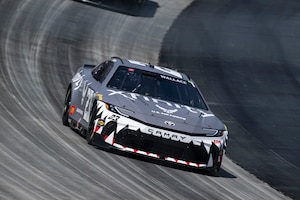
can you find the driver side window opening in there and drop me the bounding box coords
[92,61,114,82]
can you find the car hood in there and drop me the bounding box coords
[102,89,224,135]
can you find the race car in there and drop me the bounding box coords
[62,57,228,173]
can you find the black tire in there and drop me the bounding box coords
[86,102,98,145]
[209,162,221,176]
[62,86,71,126]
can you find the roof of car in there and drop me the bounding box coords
[110,57,190,81]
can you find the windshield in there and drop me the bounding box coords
[107,66,208,110]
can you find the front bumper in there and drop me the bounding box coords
[92,103,227,169]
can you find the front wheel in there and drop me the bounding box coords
[209,162,221,176]
[86,102,98,144]
[62,86,71,126]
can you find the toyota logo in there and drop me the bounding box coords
[164,121,175,126]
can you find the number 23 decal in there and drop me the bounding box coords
[81,81,95,122]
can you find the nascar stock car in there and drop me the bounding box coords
[62,57,228,173]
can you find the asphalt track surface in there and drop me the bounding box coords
[0,0,298,200]
[160,1,300,199]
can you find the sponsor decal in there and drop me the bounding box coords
[160,74,186,84]
[108,114,120,121]
[96,94,103,101]
[76,108,83,115]
[146,128,191,143]
[98,120,105,126]
[151,110,186,120]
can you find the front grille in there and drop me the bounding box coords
[114,127,217,164]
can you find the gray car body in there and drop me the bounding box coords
[64,57,228,172]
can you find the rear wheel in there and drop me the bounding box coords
[62,86,71,126]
